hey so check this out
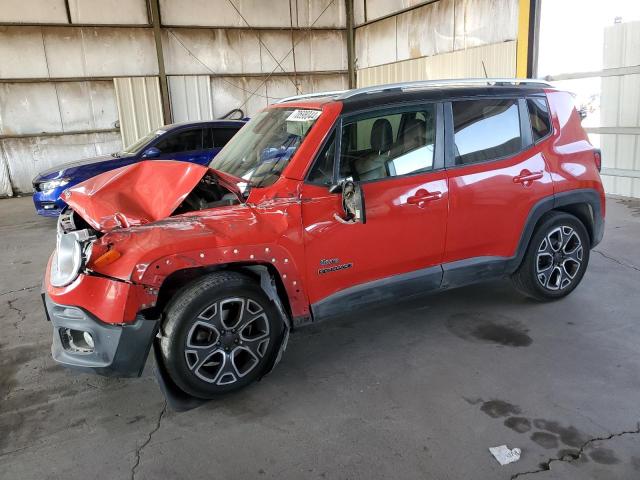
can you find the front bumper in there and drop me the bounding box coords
[46,294,159,377]
[33,188,67,217]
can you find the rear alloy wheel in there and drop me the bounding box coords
[511,212,590,301]
[535,225,584,291]
[161,271,283,398]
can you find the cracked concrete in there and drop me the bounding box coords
[130,402,167,480]
[512,424,640,478]
[0,195,639,480]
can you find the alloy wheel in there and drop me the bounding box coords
[536,225,583,291]
[183,297,271,386]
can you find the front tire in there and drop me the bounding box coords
[160,271,283,398]
[511,212,591,301]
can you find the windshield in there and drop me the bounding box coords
[209,108,320,187]
[118,129,164,156]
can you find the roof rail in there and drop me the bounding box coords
[274,90,347,104]
[335,78,554,100]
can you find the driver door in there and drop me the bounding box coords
[301,103,449,319]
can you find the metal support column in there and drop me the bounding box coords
[346,0,356,88]
[150,0,172,124]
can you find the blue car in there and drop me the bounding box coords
[32,120,247,216]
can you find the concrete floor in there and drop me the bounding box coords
[1,195,639,480]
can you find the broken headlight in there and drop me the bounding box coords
[50,230,94,287]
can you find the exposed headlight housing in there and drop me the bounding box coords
[39,177,70,192]
[50,229,94,287]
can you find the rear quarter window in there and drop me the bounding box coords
[527,97,552,142]
[452,99,522,165]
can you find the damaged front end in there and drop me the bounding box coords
[44,160,293,407]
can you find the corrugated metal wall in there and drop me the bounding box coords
[357,41,516,87]
[0,0,348,197]
[598,22,640,198]
[354,0,518,86]
[114,77,164,148]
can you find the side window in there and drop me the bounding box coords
[213,128,239,147]
[155,128,203,153]
[203,128,214,149]
[339,105,436,182]
[527,97,552,142]
[452,99,522,165]
[307,131,336,185]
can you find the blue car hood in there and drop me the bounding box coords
[34,153,134,181]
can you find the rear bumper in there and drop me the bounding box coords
[46,294,159,377]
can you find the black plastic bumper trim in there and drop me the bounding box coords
[46,294,159,378]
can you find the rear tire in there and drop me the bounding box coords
[160,271,283,398]
[511,211,590,301]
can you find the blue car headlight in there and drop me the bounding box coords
[39,177,70,193]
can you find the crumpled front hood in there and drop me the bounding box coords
[63,160,241,232]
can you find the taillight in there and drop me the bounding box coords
[593,149,602,172]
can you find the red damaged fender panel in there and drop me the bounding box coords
[63,160,211,232]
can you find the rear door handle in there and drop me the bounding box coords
[407,189,442,206]
[513,169,544,185]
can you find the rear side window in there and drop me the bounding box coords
[452,99,521,165]
[527,97,552,141]
[156,128,203,153]
[213,127,239,147]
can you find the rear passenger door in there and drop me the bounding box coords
[442,97,554,283]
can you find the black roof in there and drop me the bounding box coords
[339,84,547,114]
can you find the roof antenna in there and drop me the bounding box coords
[481,61,489,79]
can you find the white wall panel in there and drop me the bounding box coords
[159,0,344,28]
[455,0,517,49]
[68,0,149,25]
[357,40,517,87]
[210,77,269,118]
[0,27,50,78]
[1,132,122,194]
[163,28,346,75]
[114,77,164,148]
[168,75,214,123]
[292,31,348,71]
[293,0,346,28]
[355,0,518,69]
[396,0,454,60]
[365,0,425,21]
[603,20,640,70]
[162,29,262,75]
[258,31,297,73]
[0,81,119,135]
[0,0,67,23]
[354,0,366,25]
[355,16,397,69]
[159,0,291,28]
[0,147,13,197]
[0,27,157,79]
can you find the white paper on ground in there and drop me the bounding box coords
[489,445,521,465]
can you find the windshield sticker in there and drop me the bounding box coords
[286,110,321,137]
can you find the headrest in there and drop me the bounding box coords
[370,118,393,153]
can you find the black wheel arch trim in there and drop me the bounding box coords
[507,188,604,274]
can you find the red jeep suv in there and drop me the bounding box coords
[43,79,605,401]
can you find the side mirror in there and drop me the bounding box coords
[142,146,161,158]
[332,180,366,224]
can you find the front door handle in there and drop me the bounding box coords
[407,189,442,206]
[513,169,543,185]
